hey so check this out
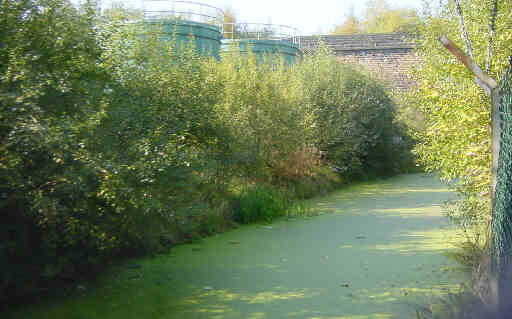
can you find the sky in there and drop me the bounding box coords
[206,0,423,35]
[101,0,425,36]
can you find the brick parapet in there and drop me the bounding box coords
[299,33,420,92]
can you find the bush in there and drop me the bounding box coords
[297,45,414,178]
[288,166,342,199]
[0,1,412,304]
[0,1,228,302]
[0,0,113,302]
[212,52,316,184]
[234,186,288,224]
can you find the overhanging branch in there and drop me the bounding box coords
[440,35,498,91]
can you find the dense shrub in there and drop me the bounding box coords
[0,1,228,302]
[297,46,412,178]
[234,185,288,224]
[290,166,343,199]
[212,52,316,183]
[84,12,231,252]
[0,0,413,303]
[0,0,111,302]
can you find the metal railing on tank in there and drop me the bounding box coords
[223,23,301,48]
[142,0,224,27]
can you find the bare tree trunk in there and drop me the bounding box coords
[486,0,499,73]
[453,0,474,60]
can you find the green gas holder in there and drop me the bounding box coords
[142,1,223,58]
[144,19,222,58]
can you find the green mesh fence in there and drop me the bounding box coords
[492,63,512,312]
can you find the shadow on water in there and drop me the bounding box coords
[9,174,466,319]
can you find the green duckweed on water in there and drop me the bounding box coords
[6,174,467,319]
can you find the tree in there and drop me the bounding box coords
[412,0,512,314]
[362,0,420,33]
[297,46,409,177]
[331,6,360,35]
[330,0,421,35]
[0,0,230,301]
[223,6,237,39]
[438,0,512,314]
[362,0,390,32]
[0,0,111,300]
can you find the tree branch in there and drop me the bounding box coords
[452,0,475,60]
[439,35,498,90]
[439,34,500,201]
[486,0,499,73]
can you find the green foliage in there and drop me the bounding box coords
[87,11,230,251]
[412,0,512,196]
[0,0,413,304]
[291,166,342,199]
[298,46,411,177]
[331,6,361,35]
[234,185,288,224]
[0,0,110,301]
[0,0,227,302]
[222,6,237,39]
[362,0,420,34]
[212,51,315,183]
[445,196,492,232]
[411,1,512,316]
[331,0,421,35]
[214,46,413,181]
[410,2,512,277]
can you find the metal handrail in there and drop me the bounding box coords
[223,22,301,47]
[142,0,224,28]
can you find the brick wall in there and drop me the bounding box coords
[299,33,420,92]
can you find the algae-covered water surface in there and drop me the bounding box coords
[7,174,466,319]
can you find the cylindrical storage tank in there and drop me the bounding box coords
[143,0,223,58]
[221,39,300,64]
[221,23,301,64]
[145,19,222,58]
